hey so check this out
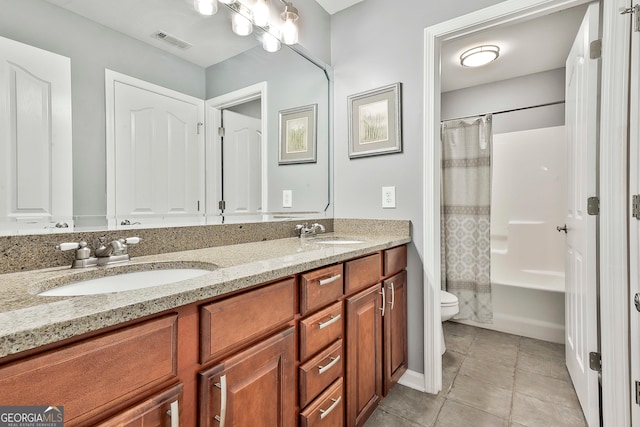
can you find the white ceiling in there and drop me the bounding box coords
[441,5,588,92]
[43,0,273,68]
[315,0,365,15]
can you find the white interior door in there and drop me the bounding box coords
[564,4,599,425]
[221,109,262,214]
[106,71,205,229]
[0,35,73,235]
[629,3,640,425]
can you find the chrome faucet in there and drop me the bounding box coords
[57,241,98,268]
[94,236,141,266]
[295,223,326,238]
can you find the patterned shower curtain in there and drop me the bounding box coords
[441,115,493,323]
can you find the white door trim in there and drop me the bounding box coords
[423,0,631,423]
[205,82,268,220]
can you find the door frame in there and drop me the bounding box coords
[422,0,631,424]
[205,82,268,221]
[629,4,640,424]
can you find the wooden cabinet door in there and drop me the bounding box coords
[95,384,182,427]
[345,284,382,427]
[383,271,408,395]
[199,327,296,427]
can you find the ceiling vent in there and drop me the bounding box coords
[151,31,192,50]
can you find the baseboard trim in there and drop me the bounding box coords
[397,369,427,392]
[455,312,564,343]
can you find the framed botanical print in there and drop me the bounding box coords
[348,82,402,159]
[279,104,317,164]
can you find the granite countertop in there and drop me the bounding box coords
[0,232,411,359]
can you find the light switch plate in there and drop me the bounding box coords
[282,190,293,208]
[382,186,396,208]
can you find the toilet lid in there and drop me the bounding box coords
[440,291,458,305]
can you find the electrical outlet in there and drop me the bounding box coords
[382,186,396,208]
[282,190,293,208]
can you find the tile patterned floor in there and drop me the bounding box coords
[364,322,588,427]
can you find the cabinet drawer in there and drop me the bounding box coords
[299,301,343,361]
[200,278,295,363]
[0,315,178,426]
[300,378,344,427]
[299,340,343,408]
[384,245,407,277]
[300,264,343,316]
[344,253,381,295]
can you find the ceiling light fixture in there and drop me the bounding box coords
[280,2,299,45]
[252,0,270,27]
[218,0,236,4]
[262,30,281,52]
[460,45,500,67]
[194,0,218,16]
[232,12,253,36]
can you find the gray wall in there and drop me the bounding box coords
[442,68,566,133]
[206,46,330,213]
[331,0,508,373]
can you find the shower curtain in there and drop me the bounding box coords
[441,115,493,322]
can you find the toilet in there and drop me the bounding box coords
[440,290,460,354]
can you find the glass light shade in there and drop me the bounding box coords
[218,0,236,3]
[281,17,298,45]
[460,45,500,67]
[194,0,218,15]
[252,0,270,27]
[232,13,253,36]
[262,32,281,53]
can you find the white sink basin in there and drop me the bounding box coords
[314,238,364,245]
[38,268,211,296]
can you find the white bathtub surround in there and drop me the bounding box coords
[441,115,493,322]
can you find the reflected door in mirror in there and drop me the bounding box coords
[0,36,73,235]
[222,109,263,214]
[107,71,205,229]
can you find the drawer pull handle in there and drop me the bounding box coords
[318,314,341,330]
[319,274,341,286]
[379,289,386,317]
[388,282,395,310]
[166,400,179,427]
[318,355,341,375]
[319,396,342,420]
[213,374,227,426]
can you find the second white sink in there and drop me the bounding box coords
[38,268,212,297]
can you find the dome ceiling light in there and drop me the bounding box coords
[460,45,500,67]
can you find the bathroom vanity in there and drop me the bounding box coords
[0,228,409,426]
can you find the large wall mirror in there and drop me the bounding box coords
[0,0,330,235]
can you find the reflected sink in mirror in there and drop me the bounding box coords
[38,264,215,297]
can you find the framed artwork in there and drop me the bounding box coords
[278,104,317,164]
[348,82,402,159]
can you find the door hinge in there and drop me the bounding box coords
[218,127,225,137]
[218,200,226,210]
[621,4,640,33]
[197,122,203,135]
[587,196,599,215]
[589,39,602,59]
[633,195,640,219]
[636,381,640,405]
[589,352,602,373]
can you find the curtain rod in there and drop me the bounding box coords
[444,100,566,122]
